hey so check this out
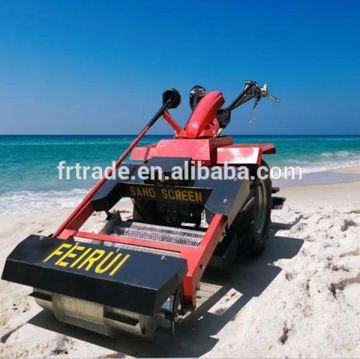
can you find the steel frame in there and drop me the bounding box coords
[52,93,274,310]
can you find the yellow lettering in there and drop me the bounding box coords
[161,188,168,199]
[195,191,202,203]
[55,244,85,267]
[175,190,182,201]
[77,249,105,271]
[109,254,130,276]
[158,188,203,203]
[168,189,175,200]
[43,243,72,263]
[149,188,156,198]
[188,191,195,202]
[130,186,157,199]
[95,252,122,274]
[70,248,92,268]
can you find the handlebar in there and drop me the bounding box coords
[220,81,279,113]
[216,81,279,132]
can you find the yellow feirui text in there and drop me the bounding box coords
[129,186,203,203]
[43,243,130,276]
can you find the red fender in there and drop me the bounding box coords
[216,144,276,165]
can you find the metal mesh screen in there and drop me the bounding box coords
[111,221,204,247]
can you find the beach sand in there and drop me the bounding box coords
[0,170,360,358]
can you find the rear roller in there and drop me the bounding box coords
[33,290,160,338]
[2,235,187,338]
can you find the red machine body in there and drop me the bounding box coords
[3,82,283,337]
[52,89,275,309]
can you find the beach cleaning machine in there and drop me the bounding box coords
[2,81,284,337]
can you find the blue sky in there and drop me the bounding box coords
[0,0,359,135]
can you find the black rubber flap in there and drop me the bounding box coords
[2,235,187,315]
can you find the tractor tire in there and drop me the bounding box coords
[237,161,272,257]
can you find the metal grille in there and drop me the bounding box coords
[74,237,180,257]
[105,242,181,258]
[111,221,204,247]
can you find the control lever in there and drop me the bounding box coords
[249,84,280,124]
[260,84,280,102]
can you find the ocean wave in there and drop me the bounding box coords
[300,159,360,174]
[1,160,360,214]
[278,151,360,174]
[0,189,88,214]
[0,136,167,147]
[320,151,358,158]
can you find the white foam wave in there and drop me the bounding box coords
[0,189,88,214]
[280,151,360,174]
[301,159,360,174]
[320,151,357,158]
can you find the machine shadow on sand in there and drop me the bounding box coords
[29,221,303,358]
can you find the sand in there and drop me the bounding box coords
[0,173,360,358]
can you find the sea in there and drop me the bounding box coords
[1,135,360,214]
